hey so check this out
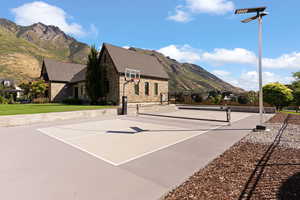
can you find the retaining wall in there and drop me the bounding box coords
[0,108,117,127]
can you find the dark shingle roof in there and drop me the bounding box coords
[43,43,169,83]
[43,59,86,82]
[104,43,169,80]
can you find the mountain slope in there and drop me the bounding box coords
[130,48,244,93]
[0,18,90,81]
[0,18,243,93]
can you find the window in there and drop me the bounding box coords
[145,82,149,96]
[154,83,158,96]
[81,86,84,97]
[134,83,139,95]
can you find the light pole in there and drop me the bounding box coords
[235,7,268,131]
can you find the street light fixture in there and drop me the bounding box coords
[235,7,268,131]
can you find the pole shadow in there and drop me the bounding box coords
[238,114,290,200]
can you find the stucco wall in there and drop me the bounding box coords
[119,75,168,104]
[50,82,71,102]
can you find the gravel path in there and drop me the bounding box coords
[163,113,300,200]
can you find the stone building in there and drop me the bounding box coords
[41,43,169,104]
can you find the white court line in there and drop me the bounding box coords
[37,114,254,166]
[38,125,222,166]
[38,128,118,166]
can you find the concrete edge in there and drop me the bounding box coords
[0,108,118,127]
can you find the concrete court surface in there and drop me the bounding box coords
[0,110,269,200]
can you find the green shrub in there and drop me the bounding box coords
[8,95,15,104]
[191,94,203,103]
[62,98,83,105]
[238,95,249,104]
[0,96,8,104]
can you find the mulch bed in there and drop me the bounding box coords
[267,112,300,125]
[163,113,300,200]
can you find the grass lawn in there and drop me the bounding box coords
[281,110,300,115]
[0,104,115,116]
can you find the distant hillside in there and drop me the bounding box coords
[0,18,243,93]
[0,18,90,81]
[130,48,244,93]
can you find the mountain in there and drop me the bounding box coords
[0,18,90,81]
[0,18,243,93]
[130,48,244,93]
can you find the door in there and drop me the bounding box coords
[74,87,79,98]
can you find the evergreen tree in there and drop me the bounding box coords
[85,46,102,104]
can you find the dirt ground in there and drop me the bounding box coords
[163,113,300,200]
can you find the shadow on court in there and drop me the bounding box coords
[106,126,252,134]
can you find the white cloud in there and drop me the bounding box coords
[158,44,201,63]
[233,71,293,91]
[186,0,234,15]
[11,1,86,36]
[168,0,234,22]
[123,46,130,49]
[263,52,300,69]
[202,48,257,66]
[212,70,293,91]
[167,7,191,22]
[157,44,300,71]
[202,48,300,69]
[212,70,230,76]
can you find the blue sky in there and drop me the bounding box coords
[1,0,300,90]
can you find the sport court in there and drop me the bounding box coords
[0,107,267,200]
[38,108,254,166]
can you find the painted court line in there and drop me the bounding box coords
[37,114,253,166]
[38,128,119,166]
[37,125,223,166]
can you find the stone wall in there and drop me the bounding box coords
[119,75,168,104]
[73,82,88,100]
[50,82,71,102]
[100,49,119,104]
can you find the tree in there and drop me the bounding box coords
[291,72,300,89]
[85,46,108,104]
[31,80,48,98]
[263,82,293,110]
[293,88,300,110]
[19,80,48,100]
[247,91,259,105]
[238,94,249,104]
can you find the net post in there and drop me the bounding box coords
[227,107,231,125]
[136,104,140,115]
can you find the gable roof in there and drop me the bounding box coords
[43,58,86,82]
[103,43,169,80]
[42,43,169,83]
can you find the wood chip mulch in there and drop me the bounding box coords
[163,113,300,200]
[267,112,300,125]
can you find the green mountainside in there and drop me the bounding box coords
[0,18,243,93]
[130,48,244,93]
[0,18,90,81]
